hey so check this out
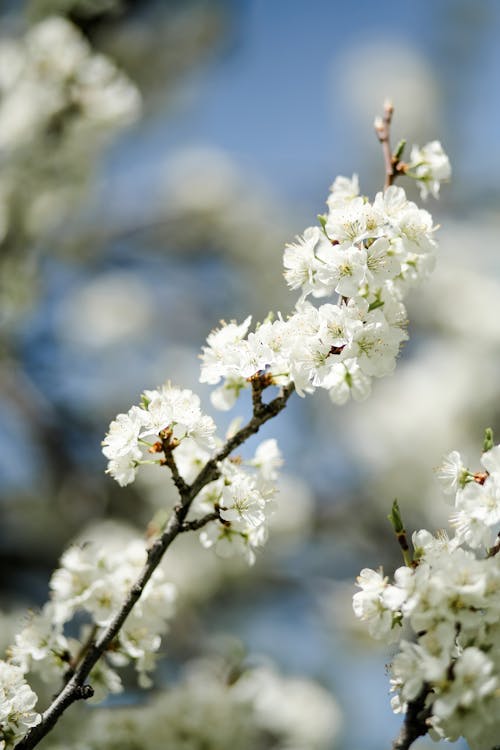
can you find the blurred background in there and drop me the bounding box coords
[1,0,500,748]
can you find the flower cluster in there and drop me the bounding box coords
[8,538,176,698]
[0,661,40,749]
[201,162,447,409]
[0,16,140,152]
[40,654,341,750]
[353,435,500,749]
[102,378,284,564]
[439,445,500,549]
[104,141,449,570]
[102,384,217,486]
[193,437,283,565]
[0,14,142,323]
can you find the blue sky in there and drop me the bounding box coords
[108,0,500,227]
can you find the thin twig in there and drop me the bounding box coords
[181,510,220,532]
[374,100,406,189]
[14,382,295,750]
[487,532,500,558]
[63,624,98,684]
[160,441,189,498]
[187,382,295,503]
[391,686,431,750]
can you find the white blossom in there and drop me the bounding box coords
[408,141,451,200]
[326,173,359,209]
[8,538,178,696]
[219,474,266,529]
[192,437,282,565]
[200,316,252,385]
[0,661,40,747]
[325,359,371,405]
[102,384,216,485]
[353,568,399,640]
[0,16,140,152]
[355,434,500,750]
[283,226,332,299]
[436,450,469,495]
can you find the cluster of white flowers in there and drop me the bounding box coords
[0,16,141,262]
[193,437,283,565]
[7,538,176,704]
[0,661,40,749]
[353,436,500,749]
[0,16,140,152]
[103,383,283,564]
[102,383,217,486]
[201,158,448,409]
[0,14,142,321]
[40,655,340,750]
[104,143,449,571]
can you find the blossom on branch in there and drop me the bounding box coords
[407,141,451,200]
[0,662,40,749]
[354,434,500,749]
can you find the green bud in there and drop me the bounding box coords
[393,138,406,162]
[483,427,494,453]
[387,499,404,534]
[317,214,328,233]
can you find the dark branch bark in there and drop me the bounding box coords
[161,444,190,498]
[391,687,431,750]
[181,510,219,532]
[15,382,295,750]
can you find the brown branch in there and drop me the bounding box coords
[391,686,431,750]
[181,510,220,532]
[14,382,295,750]
[63,625,98,684]
[487,531,500,558]
[374,100,405,190]
[160,441,190,498]
[250,373,273,415]
[187,381,295,503]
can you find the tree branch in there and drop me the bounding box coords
[374,100,406,190]
[391,686,431,750]
[187,381,294,503]
[181,510,220,532]
[14,382,295,750]
[63,624,97,683]
[160,436,190,499]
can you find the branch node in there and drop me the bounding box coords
[131,583,142,597]
[76,684,94,701]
